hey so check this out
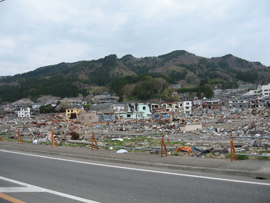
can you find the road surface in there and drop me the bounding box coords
[0,149,270,203]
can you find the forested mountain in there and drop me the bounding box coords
[0,50,269,102]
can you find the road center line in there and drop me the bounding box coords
[0,193,26,203]
[1,149,270,186]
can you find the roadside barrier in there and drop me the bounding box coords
[90,132,167,157]
[230,134,270,162]
[17,130,23,144]
[161,133,167,157]
[91,131,98,150]
[50,131,58,147]
[5,130,169,157]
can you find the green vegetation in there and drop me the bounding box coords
[130,76,168,100]
[206,153,214,158]
[0,50,266,103]
[110,73,175,95]
[218,60,230,69]
[171,151,181,156]
[176,79,214,99]
[226,152,250,160]
[168,69,187,81]
[158,50,187,66]
[63,143,79,147]
[0,76,88,102]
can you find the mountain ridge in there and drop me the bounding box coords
[0,50,269,102]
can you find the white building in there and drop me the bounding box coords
[260,84,270,97]
[17,107,30,117]
[229,99,249,109]
[110,104,126,112]
[243,83,270,98]
[183,101,192,115]
[32,103,45,110]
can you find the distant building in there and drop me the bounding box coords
[110,104,126,113]
[213,89,223,96]
[229,99,249,109]
[243,83,270,98]
[79,112,98,123]
[115,103,152,119]
[17,107,30,117]
[102,92,111,97]
[203,99,220,109]
[66,109,81,119]
[98,97,117,104]
[32,103,45,110]
[183,101,192,115]
[172,84,181,89]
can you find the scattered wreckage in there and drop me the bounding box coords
[1,108,270,159]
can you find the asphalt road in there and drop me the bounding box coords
[0,150,270,203]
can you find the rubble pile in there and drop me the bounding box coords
[1,108,270,159]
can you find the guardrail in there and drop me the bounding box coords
[90,131,167,157]
[230,134,270,162]
[17,130,23,144]
[50,131,58,147]
[1,130,168,157]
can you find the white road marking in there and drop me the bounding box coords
[0,176,99,203]
[1,149,270,186]
[0,187,46,193]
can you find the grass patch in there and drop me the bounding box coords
[39,142,49,145]
[132,149,146,153]
[259,150,270,155]
[236,152,250,160]
[206,153,214,158]
[113,147,122,150]
[226,152,250,160]
[172,141,186,146]
[171,151,181,156]
[63,144,79,147]
[256,156,270,160]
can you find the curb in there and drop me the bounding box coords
[1,146,269,180]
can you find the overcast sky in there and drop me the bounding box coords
[0,0,269,76]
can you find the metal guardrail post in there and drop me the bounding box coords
[230,135,270,160]
[161,133,167,157]
[17,130,23,144]
[51,131,58,147]
[91,131,98,150]
[230,134,236,162]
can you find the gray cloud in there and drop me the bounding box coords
[0,0,269,76]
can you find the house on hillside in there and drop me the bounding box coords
[69,99,83,109]
[32,103,45,110]
[98,97,117,104]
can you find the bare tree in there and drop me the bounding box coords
[60,98,71,109]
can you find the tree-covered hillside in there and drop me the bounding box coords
[0,50,269,102]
